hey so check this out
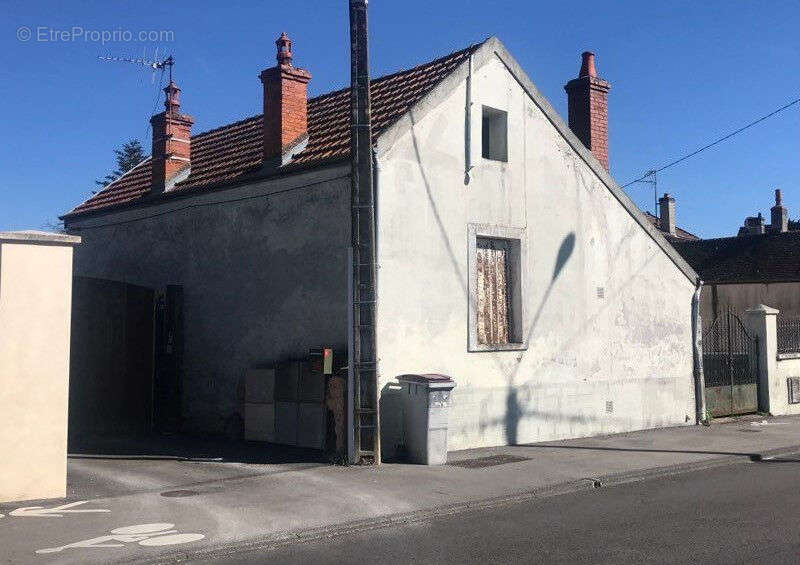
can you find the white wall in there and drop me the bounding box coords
[375,53,696,452]
[775,355,800,416]
[0,232,80,501]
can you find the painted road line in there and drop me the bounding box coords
[9,500,111,517]
[36,523,204,554]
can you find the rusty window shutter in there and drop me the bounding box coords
[477,238,511,345]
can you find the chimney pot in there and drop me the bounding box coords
[564,51,611,171]
[579,51,597,78]
[276,31,293,66]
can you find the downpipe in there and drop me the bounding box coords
[692,277,708,425]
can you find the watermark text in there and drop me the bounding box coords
[17,26,174,44]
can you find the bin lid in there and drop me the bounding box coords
[397,373,454,383]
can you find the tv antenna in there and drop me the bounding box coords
[96,49,177,159]
[98,51,174,84]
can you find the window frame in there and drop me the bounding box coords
[481,105,509,162]
[468,224,527,352]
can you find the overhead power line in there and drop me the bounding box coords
[623,96,800,189]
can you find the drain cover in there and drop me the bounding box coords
[739,428,762,433]
[160,489,199,498]
[449,454,530,469]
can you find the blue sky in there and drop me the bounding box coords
[1,0,797,238]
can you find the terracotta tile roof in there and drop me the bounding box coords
[644,211,699,242]
[672,231,800,284]
[66,42,482,218]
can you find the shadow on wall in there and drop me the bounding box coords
[505,232,574,445]
[380,383,405,460]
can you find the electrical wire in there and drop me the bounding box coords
[623,96,800,188]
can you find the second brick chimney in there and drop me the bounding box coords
[150,80,193,193]
[564,52,611,171]
[259,32,312,162]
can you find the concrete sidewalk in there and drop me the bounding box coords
[2,416,800,564]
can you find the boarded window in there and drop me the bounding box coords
[476,237,512,345]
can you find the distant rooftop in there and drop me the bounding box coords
[672,231,800,284]
[643,212,699,243]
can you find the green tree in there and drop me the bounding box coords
[95,139,146,188]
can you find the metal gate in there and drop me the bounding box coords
[702,308,760,417]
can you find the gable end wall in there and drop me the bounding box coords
[375,54,696,452]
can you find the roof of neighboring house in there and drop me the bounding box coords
[643,212,699,242]
[672,231,800,284]
[65,42,482,218]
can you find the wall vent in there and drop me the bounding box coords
[788,377,800,404]
[605,400,613,413]
[596,287,605,299]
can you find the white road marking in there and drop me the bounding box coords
[35,523,205,554]
[10,500,110,518]
[750,420,789,426]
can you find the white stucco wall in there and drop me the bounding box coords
[375,52,696,452]
[0,232,80,501]
[775,355,800,416]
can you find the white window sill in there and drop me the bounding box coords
[469,342,528,353]
[777,352,800,361]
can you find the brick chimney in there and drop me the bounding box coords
[150,80,193,193]
[771,188,788,233]
[564,52,611,171]
[259,32,312,161]
[658,193,676,236]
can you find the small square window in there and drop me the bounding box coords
[481,106,508,162]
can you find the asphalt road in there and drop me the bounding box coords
[207,456,800,564]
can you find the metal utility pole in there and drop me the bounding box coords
[349,0,380,464]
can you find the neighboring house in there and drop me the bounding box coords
[673,232,800,322]
[672,190,800,323]
[63,35,701,454]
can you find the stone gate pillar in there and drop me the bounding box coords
[743,304,779,414]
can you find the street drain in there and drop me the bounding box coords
[739,428,762,433]
[448,454,530,469]
[160,490,199,498]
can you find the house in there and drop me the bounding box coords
[671,190,800,323]
[63,34,702,456]
[673,233,800,322]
